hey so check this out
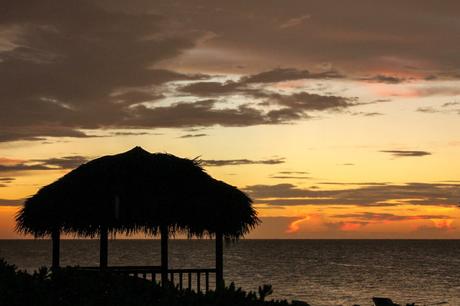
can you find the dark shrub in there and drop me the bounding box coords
[0,259,307,306]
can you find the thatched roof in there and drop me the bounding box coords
[16,147,259,238]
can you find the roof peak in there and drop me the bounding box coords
[127,146,150,154]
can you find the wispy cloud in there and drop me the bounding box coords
[351,111,383,117]
[245,182,460,207]
[110,131,159,136]
[380,150,431,157]
[0,156,87,173]
[0,198,24,206]
[178,133,208,138]
[360,74,407,84]
[201,157,285,167]
[270,171,310,180]
[333,212,452,222]
[241,68,343,84]
[0,177,15,187]
[417,107,439,113]
[279,15,311,29]
[0,178,15,182]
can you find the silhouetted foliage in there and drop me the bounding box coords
[0,259,305,306]
[258,284,273,301]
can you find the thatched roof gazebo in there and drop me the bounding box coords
[16,147,259,289]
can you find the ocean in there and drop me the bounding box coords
[0,239,459,306]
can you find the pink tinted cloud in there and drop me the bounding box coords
[339,222,365,231]
[286,215,311,233]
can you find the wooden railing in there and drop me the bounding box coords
[76,266,216,292]
[167,268,216,292]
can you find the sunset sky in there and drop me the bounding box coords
[1,0,460,239]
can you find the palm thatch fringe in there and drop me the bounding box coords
[16,147,259,239]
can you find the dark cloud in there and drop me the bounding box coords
[0,1,374,143]
[177,72,358,122]
[177,69,349,115]
[110,131,158,136]
[262,92,357,112]
[111,92,165,105]
[127,100,283,127]
[380,150,432,157]
[351,111,383,117]
[244,182,460,207]
[0,178,15,183]
[0,163,52,172]
[0,0,203,142]
[241,68,343,84]
[0,156,87,173]
[125,94,355,128]
[179,133,208,138]
[201,157,285,167]
[178,81,240,96]
[424,75,438,81]
[442,102,460,107]
[416,107,439,113]
[156,89,352,126]
[0,126,97,143]
[416,103,460,114]
[173,69,358,127]
[0,177,15,187]
[177,68,344,97]
[0,198,24,206]
[2,0,458,143]
[264,107,306,122]
[149,0,460,79]
[33,156,87,169]
[184,127,208,132]
[360,75,406,84]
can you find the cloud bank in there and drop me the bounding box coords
[245,182,460,207]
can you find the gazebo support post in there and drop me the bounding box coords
[215,231,224,290]
[100,226,108,270]
[161,224,169,286]
[51,228,60,271]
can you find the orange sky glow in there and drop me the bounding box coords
[1,1,460,239]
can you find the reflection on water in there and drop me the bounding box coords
[1,239,459,305]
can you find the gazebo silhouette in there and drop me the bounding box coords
[16,147,259,290]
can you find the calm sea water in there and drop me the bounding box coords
[0,239,459,306]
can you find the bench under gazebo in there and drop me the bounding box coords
[16,147,259,290]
